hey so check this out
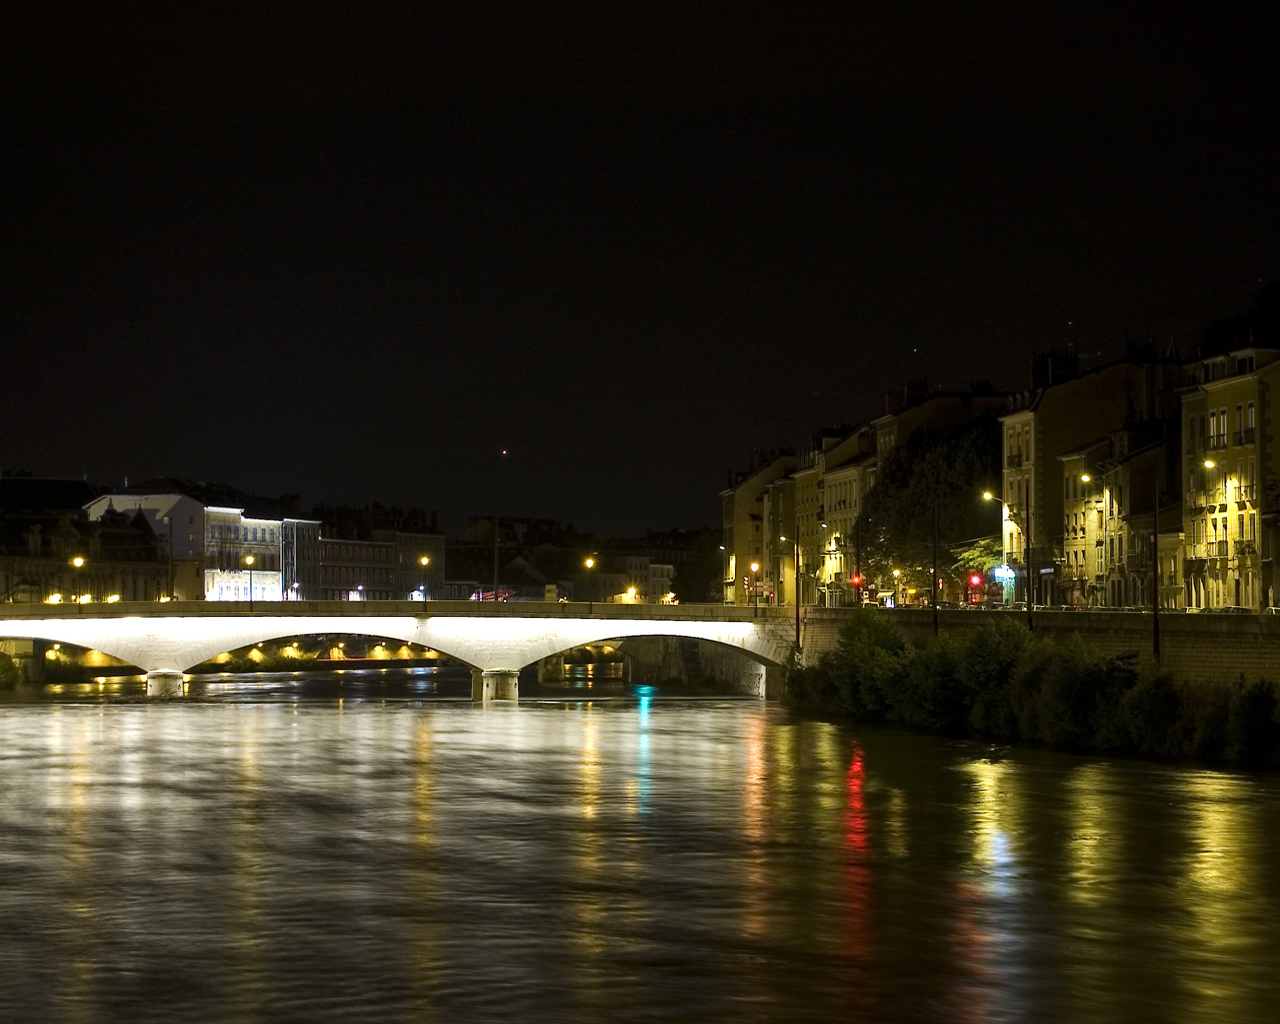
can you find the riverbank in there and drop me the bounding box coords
[785,610,1280,768]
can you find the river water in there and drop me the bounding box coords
[2,669,1279,1023]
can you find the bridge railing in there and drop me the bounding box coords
[0,599,795,623]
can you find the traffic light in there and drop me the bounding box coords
[851,573,862,586]
[969,574,983,587]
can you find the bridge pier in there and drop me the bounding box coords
[471,668,519,701]
[145,670,184,698]
[536,656,564,682]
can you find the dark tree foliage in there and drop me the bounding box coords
[858,415,1002,589]
[784,613,1280,768]
[672,530,725,604]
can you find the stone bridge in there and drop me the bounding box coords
[0,601,799,698]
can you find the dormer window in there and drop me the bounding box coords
[1237,355,1255,374]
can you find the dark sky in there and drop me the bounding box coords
[3,4,1277,534]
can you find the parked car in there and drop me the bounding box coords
[1210,605,1254,614]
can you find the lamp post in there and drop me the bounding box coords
[1080,473,1091,608]
[892,568,901,606]
[161,514,174,600]
[71,556,86,614]
[984,491,1031,630]
[780,535,800,650]
[420,555,429,602]
[244,554,255,613]
[585,556,596,614]
[750,561,760,617]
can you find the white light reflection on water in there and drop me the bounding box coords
[2,695,1280,1022]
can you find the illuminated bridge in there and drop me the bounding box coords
[0,601,798,698]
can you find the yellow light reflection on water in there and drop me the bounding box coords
[1177,768,1262,1019]
[1067,763,1118,905]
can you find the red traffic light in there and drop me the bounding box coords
[969,574,983,587]
[851,574,862,586]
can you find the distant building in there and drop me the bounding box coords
[1,507,167,604]
[86,479,321,601]
[318,535,397,600]
[720,450,796,605]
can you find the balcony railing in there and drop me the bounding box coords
[1214,540,1229,557]
[1206,436,1229,451]
[1006,454,1023,468]
[1235,539,1258,557]
[1234,427,1257,446]
[1237,483,1257,502]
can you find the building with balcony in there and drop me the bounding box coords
[720,450,796,605]
[1000,349,1182,606]
[1058,425,1178,608]
[1181,343,1277,609]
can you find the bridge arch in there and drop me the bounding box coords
[0,607,795,694]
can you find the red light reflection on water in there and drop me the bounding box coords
[842,742,872,967]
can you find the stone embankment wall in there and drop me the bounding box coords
[801,607,1280,686]
[618,636,771,696]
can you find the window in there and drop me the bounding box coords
[1220,408,1228,441]
[1248,401,1256,429]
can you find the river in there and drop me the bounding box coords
[2,668,1278,1022]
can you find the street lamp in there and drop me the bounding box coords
[780,535,800,649]
[419,555,430,601]
[892,567,901,607]
[71,556,86,613]
[750,561,760,616]
[244,554,255,613]
[983,491,1032,629]
[585,556,596,614]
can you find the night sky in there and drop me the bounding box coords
[4,4,1277,534]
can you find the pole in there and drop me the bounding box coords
[1153,480,1161,662]
[931,500,939,636]
[855,517,861,607]
[1024,515,1033,631]
[249,564,254,614]
[793,538,801,649]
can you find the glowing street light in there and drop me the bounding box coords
[983,490,1032,628]
[244,554,255,613]
[584,556,596,614]
[71,555,86,613]
[750,560,761,616]
[419,555,430,601]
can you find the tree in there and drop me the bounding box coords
[672,531,724,603]
[859,416,1002,595]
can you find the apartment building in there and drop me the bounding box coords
[1000,351,1181,606]
[1181,343,1277,610]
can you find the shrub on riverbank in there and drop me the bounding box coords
[785,610,1280,768]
